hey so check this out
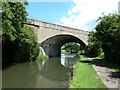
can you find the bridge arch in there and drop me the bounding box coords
[26,19,89,46]
[41,34,87,57]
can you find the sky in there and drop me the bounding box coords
[26,0,119,31]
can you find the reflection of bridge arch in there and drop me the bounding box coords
[41,34,87,57]
[40,57,72,82]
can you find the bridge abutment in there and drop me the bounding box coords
[41,43,61,57]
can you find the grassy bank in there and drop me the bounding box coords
[70,55,107,88]
[36,54,48,61]
[36,48,49,61]
[61,50,70,54]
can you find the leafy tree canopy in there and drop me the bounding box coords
[88,14,120,63]
[62,42,81,54]
[2,2,39,63]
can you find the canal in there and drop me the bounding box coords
[2,54,80,88]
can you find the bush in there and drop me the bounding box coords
[95,14,120,63]
[3,26,40,63]
[2,2,39,63]
[88,32,102,57]
[88,14,120,63]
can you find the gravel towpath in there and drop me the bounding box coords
[88,58,120,89]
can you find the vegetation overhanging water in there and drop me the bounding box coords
[2,54,80,88]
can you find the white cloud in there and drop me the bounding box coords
[59,0,119,31]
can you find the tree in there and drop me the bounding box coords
[88,14,120,63]
[2,2,39,63]
[88,32,102,57]
[95,14,120,63]
[62,42,81,54]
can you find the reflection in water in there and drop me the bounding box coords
[2,54,80,88]
[61,54,80,68]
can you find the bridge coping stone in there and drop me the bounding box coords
[27,18,89,35]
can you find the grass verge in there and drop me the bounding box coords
[36,54,48,61]
[69,55,107,88]
[94,53,120,72]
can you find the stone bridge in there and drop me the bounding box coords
[26,19,89,57]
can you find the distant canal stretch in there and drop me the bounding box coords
[3,54,80,88]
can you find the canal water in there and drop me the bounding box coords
[2,54,80,88]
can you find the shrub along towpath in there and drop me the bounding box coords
[70,55,107,88]
[88,57,120,89]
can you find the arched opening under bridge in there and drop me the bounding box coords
[41,34,87,57]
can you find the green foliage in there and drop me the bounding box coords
[95,14,120,63]
[36,54,48,61]
[62,42,81,54]
[2,2,28,42]
[88,14,120,63]
[88,32,102,57]
[2,2,39,63]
